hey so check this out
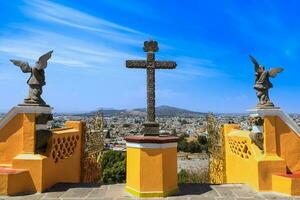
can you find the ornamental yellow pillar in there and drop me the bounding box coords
[124,135,179,198]
[263,116,278,156]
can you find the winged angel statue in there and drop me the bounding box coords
[10,51,53,106]
[249,55,283,108]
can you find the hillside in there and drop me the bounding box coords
[74,105,206,118]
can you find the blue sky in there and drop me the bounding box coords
[0,0,300,113]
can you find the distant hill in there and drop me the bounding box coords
[133,105,206,117]
[73,105,206,118]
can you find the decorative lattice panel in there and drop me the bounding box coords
[50,135,80,163]
[228,137,252,159]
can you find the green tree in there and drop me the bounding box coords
[178,169,188,183]
[188,141,201,153]
[178,137,189,152]
[122,123,131,128]
[101,150,126,184]
[171,128,177,136]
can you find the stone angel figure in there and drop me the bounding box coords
[10,51,53,106]
[249,55,283,108]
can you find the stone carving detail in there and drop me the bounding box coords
[126,40,176,135]
[50,134,80,163]
[207,114,226,184]
[35,113,53,154]
[10,51,53,106]
[248,116,264,126]
[248,116,264,150]
[249,55,283,108]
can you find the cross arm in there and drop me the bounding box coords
[154,61,177,69]
[126,60,147,68]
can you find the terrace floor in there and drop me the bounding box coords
[0,183,298,200]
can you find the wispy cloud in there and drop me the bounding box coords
[0,0,153,70]
[23,0,144,35]
[20,0,150,47]
[0,28,144,69]
[97,0,159,20]
[173,56,226,78]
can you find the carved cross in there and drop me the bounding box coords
[126,40,176,123]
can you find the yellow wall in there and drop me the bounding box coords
[224,127,260,189]
[0,114,24,165]
[0,111,83,194]
[126,147,141,191]
[162,148,177,191]
[126,145,178,197]
[223,124,286,191]
[140,148,164,191]
[275,117,300,173]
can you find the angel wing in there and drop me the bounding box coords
[36,50,53,70]
[10,59,31,73]
[269,68,284,77]
[249,55,260,72]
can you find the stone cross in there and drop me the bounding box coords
[126,40,176,135]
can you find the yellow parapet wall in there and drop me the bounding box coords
[0,106,84,195]
[125,135,179,198]
[223,125,285,191]
[223,108,300,195]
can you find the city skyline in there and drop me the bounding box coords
[1,0,300,113]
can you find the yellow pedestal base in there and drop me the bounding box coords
[124,135,179,198]
[272,173,300,196]
[126,186,179,198]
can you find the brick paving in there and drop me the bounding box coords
[0,183,299,200]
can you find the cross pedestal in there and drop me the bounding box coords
[125,40,179,197]
[124,135,179,197]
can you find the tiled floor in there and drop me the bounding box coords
[0,183,298,200]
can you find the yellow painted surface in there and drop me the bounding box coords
[140,148,164,191]
[126,145,178,197]
[0,170,35,195]
[223,124,286,191]
[8,170,35,195]
[275,117,300,173]
[22,113,36,154]
[223,112,300,195]
[272,175,292,195]
[263,116,278,156]
[0,114,24,165]
[224,127,261,190]
[0,108,83,195]
[162,147,178,191]
[126,147,140,191]
[0,174,8,195]
[126,185,179,198]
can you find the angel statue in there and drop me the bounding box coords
[10,51,53,106]
[249,55,283,108]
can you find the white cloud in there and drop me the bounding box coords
[0,27,145,70]
[23,0,145,35]
[172,56,226,78]
[0,0,225,78]
[0,0,155,71]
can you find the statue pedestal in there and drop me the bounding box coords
[124,135,179,198]
[141,122,159,136]
[0,106,84,195]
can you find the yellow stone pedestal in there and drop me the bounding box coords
[124,135,179,198]
[0,106,84,195]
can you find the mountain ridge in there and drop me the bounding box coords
[71,105,207,117]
